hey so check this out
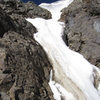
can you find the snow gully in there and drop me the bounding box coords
[27,0,100,100]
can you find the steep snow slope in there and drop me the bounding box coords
[27,0,100,100]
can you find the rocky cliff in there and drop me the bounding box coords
[61,0,100,68]
[0,0,54,100]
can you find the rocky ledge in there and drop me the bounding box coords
[0,0,54,100]
[61,0,100,68]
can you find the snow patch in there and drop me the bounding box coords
[49,70,75,100]
[39,0,73,20]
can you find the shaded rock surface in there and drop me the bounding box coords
[0,0,54,100]
[61,0,100,68]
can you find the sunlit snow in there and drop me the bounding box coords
[26,0,100,100]
[49,70,75,100]
[40,0,73,20]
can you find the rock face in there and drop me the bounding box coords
[0,0,54,100]
[83,0,100,15]
[0,0,52,19]
[61,0,100,68]
[0,7,16,37]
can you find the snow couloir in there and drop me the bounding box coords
[26,0,100,100]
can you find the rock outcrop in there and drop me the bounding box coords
[0,0,54,100]
[61,0,100,68]
[0,0,52,19]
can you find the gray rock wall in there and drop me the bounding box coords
[0,0,52,19]
[0,0,54,100]
[61,0,100,68]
